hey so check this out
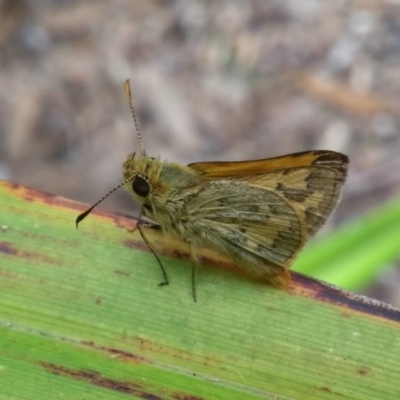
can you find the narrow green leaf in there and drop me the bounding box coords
[1,180,400,399]
[294,198,400,290]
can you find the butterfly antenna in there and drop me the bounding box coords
[75,176,135,228]
[124,79,146,155]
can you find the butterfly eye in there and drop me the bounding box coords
[132,176,150,197]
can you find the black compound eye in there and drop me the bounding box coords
[132,176,150,197]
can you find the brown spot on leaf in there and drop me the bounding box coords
[41,362,155,396]
[172,393,204,400]
[357,365,371,375]
[293,273,400,322]
[0,241,18,255]
[123,239,151,253]
[80,341,146,364]
[114,270,130,276]
[319,386,332,392]
[0,241,61,266]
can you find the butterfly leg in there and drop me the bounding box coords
[136,217,169,287]
[127,214,139,233]
[127,210,161,233]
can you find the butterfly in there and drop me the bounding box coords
[76,80,349,301]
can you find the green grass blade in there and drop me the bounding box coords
[1,180,400,399]
[294,198,400,290]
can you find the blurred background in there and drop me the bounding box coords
[1,0,400,305]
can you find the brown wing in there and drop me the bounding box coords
[184,152,348,287]
[188,150,348,180]
[188,150,349,238]
[185,180,302,286]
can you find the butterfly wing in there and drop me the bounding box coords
[189,150,348,238]
[184,151,348,285]
[188,150,347,180]
[185,180,302,283]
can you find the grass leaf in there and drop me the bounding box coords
[294,198,400,290]
[1,180,400,399]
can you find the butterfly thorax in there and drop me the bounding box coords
[123,153,202,236]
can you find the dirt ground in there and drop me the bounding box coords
[1,0,400,306]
